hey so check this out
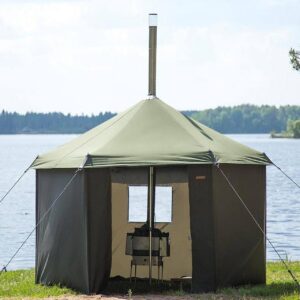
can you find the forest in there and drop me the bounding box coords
[0,111,115,134]
[0,104,299,134]
[188,104,300,133]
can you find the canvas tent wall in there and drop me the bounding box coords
[35,164,266,294]
[35,168,111,293]
[189,164,266,291]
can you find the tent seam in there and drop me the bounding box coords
[211,165,218,290]
[51,101,145,168]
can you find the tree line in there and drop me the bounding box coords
[187,104,300,134]
[0,104,299,134]
[0,111,115,134]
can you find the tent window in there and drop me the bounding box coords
[128,185,173,223]
[128,186,148,222]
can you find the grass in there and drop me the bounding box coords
[0,262,299,299]
[0,269,75,298]
[220,261,300,300]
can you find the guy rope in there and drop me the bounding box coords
[0,164,31,206]
[272,161,300,189]
[0,155,88,276]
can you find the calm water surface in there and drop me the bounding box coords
[0,134,299,270]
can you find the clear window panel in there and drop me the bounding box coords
[128,185,173,223]
[128,186,148,222]
[155,186,172,222]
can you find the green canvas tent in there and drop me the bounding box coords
[32,13,271,294]
[32,97,270,294]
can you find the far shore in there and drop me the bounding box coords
[270,132,298,139]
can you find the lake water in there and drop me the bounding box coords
[0,134,299,270]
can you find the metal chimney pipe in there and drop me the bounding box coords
[148,13,157,97]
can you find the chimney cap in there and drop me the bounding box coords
[149,13,157,26]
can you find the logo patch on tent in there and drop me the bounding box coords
[195,175,206,180]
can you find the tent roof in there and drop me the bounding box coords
[31,98,271,169]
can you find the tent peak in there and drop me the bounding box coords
[146,95,159,101]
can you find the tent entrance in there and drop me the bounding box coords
[110,166,192,281]
[126,167,171,284]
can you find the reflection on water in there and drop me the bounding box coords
[0,134,299,270]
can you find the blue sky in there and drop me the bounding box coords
[0,0,299,114]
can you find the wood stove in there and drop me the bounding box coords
[125,224,170,281]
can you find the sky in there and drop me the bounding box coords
[0,0,299,114]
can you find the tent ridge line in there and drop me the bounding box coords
[48,102,144,169]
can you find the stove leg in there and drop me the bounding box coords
[130,261,133,283]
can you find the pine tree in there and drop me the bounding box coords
[289,48,300,71]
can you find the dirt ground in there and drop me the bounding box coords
[47,296,197,300]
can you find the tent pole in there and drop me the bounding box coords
[148,166,155,285]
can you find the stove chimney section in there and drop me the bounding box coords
[148,13,157,97]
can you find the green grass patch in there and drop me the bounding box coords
[0,262,299,299]
[0,269,75,298]
[220,261,300,299]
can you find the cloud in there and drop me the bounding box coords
[0,0,299,113]
[157,24,298,108]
